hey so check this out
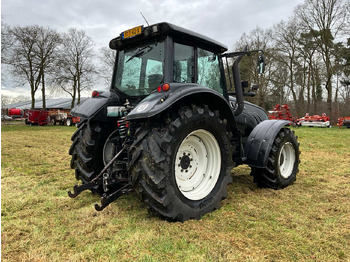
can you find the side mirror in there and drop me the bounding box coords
[251,84,259,91]
[257,54,266,74]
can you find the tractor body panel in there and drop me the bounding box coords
[127,83,234,122]
[230,96,268,140]
[71,91,128,121]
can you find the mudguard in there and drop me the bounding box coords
[244,120,291,168]
[126,83,234,123]
[71,91,123,121]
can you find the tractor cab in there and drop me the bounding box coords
[109,22,229,101]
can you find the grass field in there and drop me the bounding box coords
[1,123,349,261]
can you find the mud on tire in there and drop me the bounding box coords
[250,128,300,189]
[130,105,234,222]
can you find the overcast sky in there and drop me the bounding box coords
[1,0,305,98]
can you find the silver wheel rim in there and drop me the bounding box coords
[66,119,71,126]
[278,142,296,179]
[174,129,221,200]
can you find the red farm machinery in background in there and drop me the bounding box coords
[25,110,50,126]
[336,117,350,128]
[268,104,331,127]
[268,104,296,123]
[296,113,331,127]
[8,108,26,119]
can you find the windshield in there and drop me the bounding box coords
[113,41,165,96]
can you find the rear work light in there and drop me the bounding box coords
[92,90,100,97]
[157,83,170,93]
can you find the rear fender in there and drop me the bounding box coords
[71,91,124,121]
[244,120,291,168]
[126,83,234,125]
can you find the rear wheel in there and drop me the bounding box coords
[130,105,234,221]
[250,128,300,189]
[69,120,116,193]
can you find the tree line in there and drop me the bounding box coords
[233,0,350,120]
[1,0,349,120]
[1,24,115,109]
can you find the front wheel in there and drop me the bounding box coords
[250,128,300,189]
[130,105,234,222]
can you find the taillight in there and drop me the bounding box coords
[92,90,100,97]
[157,83,170,93]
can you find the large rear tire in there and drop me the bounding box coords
[130,105,234,222]
[69,120,116,193]
[250,128,300,189]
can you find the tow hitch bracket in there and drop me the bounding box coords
[67,145,132,210]
[68,178,103,198]
[95,183,132,211]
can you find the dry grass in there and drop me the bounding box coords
[1,124,349,261]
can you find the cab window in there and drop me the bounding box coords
[197,48,223,94]
[173,43,194,83]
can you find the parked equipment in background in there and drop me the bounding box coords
[49,110,67,125]
[8,108,25,118]
[68,22,301,221]
[65,113,80,126]
[337,117,350,128]
[25,110,49,126]
[268,104,296,123]
[297,113,331,128]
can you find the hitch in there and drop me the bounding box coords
[95,183,132,211]
[68,145,132,209]
[68,178,103,198]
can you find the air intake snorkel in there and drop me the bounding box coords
[222,49,265,116]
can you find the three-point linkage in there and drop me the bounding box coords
[67,146,132,211]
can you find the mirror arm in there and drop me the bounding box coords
[232,54,245,116]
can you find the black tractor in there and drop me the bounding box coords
[68,22,300,222]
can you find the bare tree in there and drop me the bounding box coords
[1,22,14,62]
[99,47,116,86]
[296,0,350,118]
[234,27,273,109]
[55,28,97,108]
[272,19,307,116]
[6,26,61,109]
[35,27,61,110]
[8,26,42,109]
[1,95,12,108]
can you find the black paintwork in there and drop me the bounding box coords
[244,120,291,168]
[71,22,288,169]
[229,96,268,141]
[110,22,228,53]
[126,83,233,121]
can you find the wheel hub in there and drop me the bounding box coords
[179,154,191,170]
